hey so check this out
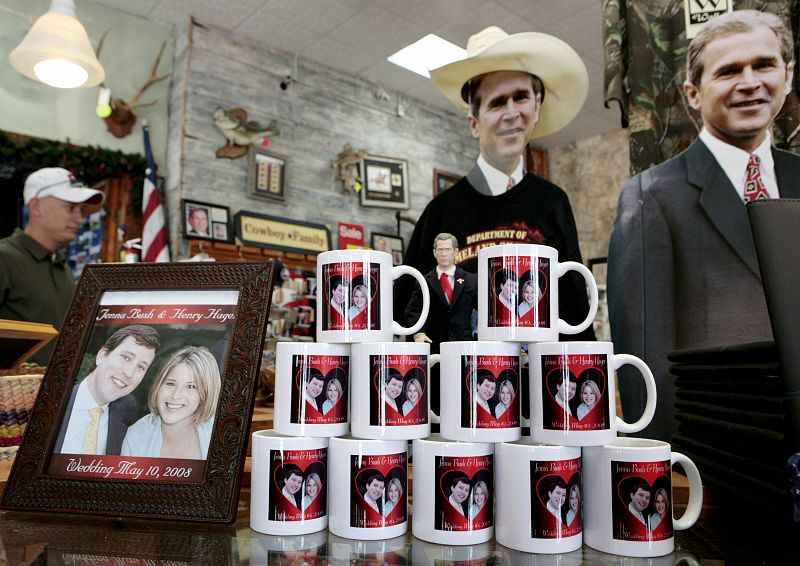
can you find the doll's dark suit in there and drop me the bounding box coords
[406,266,477,413]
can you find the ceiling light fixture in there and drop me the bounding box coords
[387,34,466,78]
[9,0,105,89]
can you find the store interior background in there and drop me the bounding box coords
[0,0,629,279]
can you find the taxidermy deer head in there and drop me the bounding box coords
[95,31,169,138]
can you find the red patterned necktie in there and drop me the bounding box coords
[440,272,453,303]
[506,177,515,191]
[744,154,771,203]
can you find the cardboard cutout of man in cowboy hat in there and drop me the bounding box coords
[399,26,595,342]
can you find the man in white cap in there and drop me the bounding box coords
[400,26,595,340]
[0,167,104,363]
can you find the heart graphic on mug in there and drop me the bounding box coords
[545,367,606,415]
[438,468,492,520]
[295,367,348,413]
[273,461,326,510]
[373,367,425,414]
[576,367,606,419]
[467,368,518,418]
[535,472,580,526]
[518,268,548,307]
[616,474,671,525]
[354,467,405,516]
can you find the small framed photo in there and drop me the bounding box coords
[433,168,461,197]
[360,155,409,209]
[247,147,288,201]
[372,233,404,265]
[182,199,232,243]
[0,262,275,522]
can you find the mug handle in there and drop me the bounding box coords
[671,451,703,530]
[613,354,657,434]
[391,265,430,336]
[429,354,440,423]
[519,352,530,427]
[555,261,599,335]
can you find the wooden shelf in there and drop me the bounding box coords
[186,240,317,271]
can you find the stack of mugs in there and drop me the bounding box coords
[250,245,704,559]
[251,248,431,540]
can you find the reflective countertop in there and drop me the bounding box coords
[0,488,757,565]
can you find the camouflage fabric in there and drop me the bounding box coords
[604,0,800,175]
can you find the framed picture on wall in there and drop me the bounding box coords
[0,261,275,522]
[359,155,409,209]
[433,168,461,197]
[247,147,288,201]
[372,233,404,265]
[182,199,232,243]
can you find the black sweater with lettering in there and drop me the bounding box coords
[397,172,595,340]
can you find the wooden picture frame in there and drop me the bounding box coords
[0,262,275,523]
[359,155,409,209]
[247,147,288,201]
[371,233,404,266]
[182,199,232,243]
[433,168,460,197]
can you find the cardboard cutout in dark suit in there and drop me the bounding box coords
[54,382,140,455]
[608,140,800,441]
[406,266,477,412]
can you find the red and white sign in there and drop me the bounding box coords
[338,222,365,249]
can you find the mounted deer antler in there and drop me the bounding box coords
[95,33,170,138]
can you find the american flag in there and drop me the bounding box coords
[140,120,170,262]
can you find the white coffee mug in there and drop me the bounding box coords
[583,438,703,557]
[496,441,582,554]
[273,342,350,437]
[437,341,522,443]
[328,436,408,540]
[316,249,430,343]
[250,431,328,535]
[248,530,328,566]
[477,244,598,342]
[350,342,430,440]
[530,342,657,446]
[412,434,494,545]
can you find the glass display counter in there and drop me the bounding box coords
[0,486,785,565]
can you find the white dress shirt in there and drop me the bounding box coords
[477,154,525,196]
[449,494,467,516]
[61,378,109,455]
[699,128,779,199]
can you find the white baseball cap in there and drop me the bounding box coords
[23,167,104,206]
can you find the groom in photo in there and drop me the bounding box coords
[54,325,160,456]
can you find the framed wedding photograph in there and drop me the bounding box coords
[372,233,404,266]
[0,261,275,523]
[433,168,461,197]
[359,155,409,209]
[247,147,288,201]
[182,199,232,243]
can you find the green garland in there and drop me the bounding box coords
[0,130,147,211]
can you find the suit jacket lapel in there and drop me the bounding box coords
[467,164,492,196]
[450,267,466,305]
[773,148,800,198]
[688,140,760,276]
[428,270,448,305]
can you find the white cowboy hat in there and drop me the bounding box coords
[429,26,589,139]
